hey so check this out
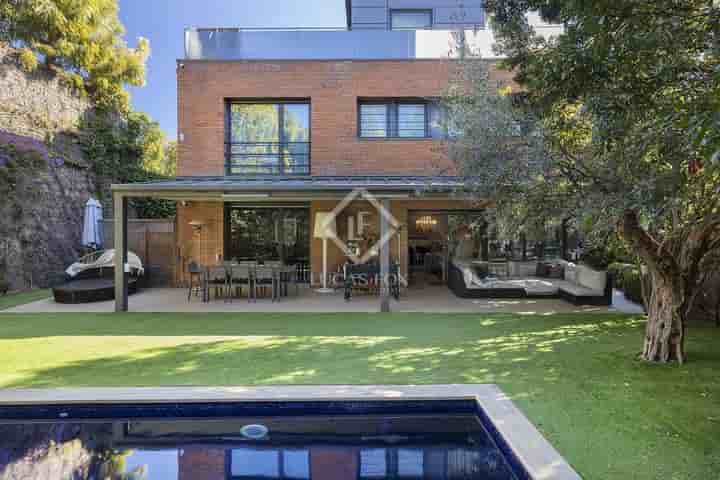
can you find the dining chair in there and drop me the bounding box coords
[254,266,276,302]
[206,265,228,302]
[228,264,254,303]
[280,264,298,298]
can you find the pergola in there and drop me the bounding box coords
[111,176,466,313]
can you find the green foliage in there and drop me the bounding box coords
[441,58,554,236]
[481,0,720,233]
[79,111,175,219]
[448,1,720,327]
[2,0,149,112]
[131,197,176,219]
[579,244,612,270]
[17,47,38,72]
[608,262,644,305]
[0,144,47,193]
[145,139,177,177]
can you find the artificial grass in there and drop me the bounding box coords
[0,312,717,479]
[0,289,51,311]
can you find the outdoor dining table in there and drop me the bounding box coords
[200,263,297,303]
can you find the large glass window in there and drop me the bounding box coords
[359,100,429,138]
[390,9,433,30]
[225,206,310,268]
[227,101,310,175]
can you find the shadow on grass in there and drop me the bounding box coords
[4,315,649,388]
[0,312,640,339]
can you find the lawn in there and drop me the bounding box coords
[0,312,717,479]
[0,289,51,311]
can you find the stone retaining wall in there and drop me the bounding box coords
[0,46,97,289]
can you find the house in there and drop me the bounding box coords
[111,1,574,311]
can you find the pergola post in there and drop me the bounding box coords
[114,192,128,312]
[380,198,391,313]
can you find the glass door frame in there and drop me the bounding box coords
[223,203,310,265]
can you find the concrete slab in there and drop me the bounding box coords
[0,384,580,480]
[3,285,632,315]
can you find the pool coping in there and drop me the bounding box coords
[0,384,580,480]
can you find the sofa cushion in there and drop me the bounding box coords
[577,265,607,292]
[536,262,551,277]
[555,280,600,297]
[548,264,565,278]
[564,262,578,283]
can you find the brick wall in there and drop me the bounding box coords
[176,201,224,284]
[178,447,225,480]
[177,59,514,176]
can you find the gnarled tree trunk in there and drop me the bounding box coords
[641,267,686,363]
[619,210,687,364]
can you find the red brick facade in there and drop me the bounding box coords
[174,59,508,284]
[179,447,226,480]
[178,447,361,480]
[177,59,512,176]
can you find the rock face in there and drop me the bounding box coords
[0,46,98,289]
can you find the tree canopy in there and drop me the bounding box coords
[80,111,175,218]
[445,0,720,362]
[1,0,150,112]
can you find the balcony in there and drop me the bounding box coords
[184,27,509,60]
[225,141,311,176]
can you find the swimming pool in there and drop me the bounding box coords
[0,385,579,479]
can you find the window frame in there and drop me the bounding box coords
[227,447,311,480]
[358,448,426,480]
[389,9,433,30]
[357,98,431,140]
[225,98,311,176]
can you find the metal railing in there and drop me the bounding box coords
[225,141,310,176]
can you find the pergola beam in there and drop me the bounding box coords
[380,198,391,313]
[113,192,129,312]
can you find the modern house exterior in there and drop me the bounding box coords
[111,1,576,311]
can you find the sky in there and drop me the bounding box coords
[118,0,346,140]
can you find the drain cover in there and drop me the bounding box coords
[240,424,269,439]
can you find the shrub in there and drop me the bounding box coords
[609,262,644,305]
[580,244,613,270]
[0,278,9,296]
[620,268,644,304]
[608,262,631,279]
[17,48,38,72]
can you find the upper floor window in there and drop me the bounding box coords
[390,9,433,30]
[230,448,310,479]
[359,99,432,139]
[227,100,310,175]
[360,448,425,478]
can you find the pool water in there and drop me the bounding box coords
[0,401,527,479]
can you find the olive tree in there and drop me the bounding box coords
[444,0,720,363]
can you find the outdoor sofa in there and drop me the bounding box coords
[448,258,612,306]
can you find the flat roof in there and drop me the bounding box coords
[112,175,467,193]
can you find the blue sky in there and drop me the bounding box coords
[118,0,346,140]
